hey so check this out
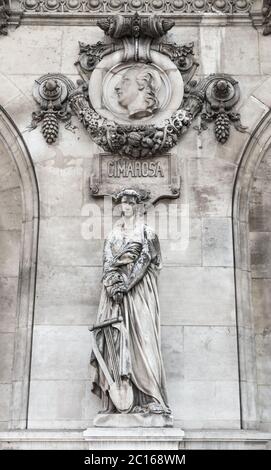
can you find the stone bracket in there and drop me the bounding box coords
[0,1,22,36]
[0,0,9,35]
[262,0,271,35]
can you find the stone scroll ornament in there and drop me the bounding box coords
[32,13,246,154]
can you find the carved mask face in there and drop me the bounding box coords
[121,195,137,218]
[115,70,139,109]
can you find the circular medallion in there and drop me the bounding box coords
[89,51,184,125]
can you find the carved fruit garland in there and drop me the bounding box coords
[31,14,246,151]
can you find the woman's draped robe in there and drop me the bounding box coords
[90,220,170,414]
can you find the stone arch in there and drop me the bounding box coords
[0,105,39,429]
[233,108,271,430]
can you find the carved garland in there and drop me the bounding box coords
[70,89,192,159]
[31,13,246,155]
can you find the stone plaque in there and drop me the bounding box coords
[90,153,180,204]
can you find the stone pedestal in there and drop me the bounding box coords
[0,430,270,450]
[83,427,185,450]
[93,413,173,428]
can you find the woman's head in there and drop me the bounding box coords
[121,194,138,218]
[115,189,141,218]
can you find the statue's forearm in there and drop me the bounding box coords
[127,251,151,291]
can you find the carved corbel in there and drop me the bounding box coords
[0,0,9,36]
[262,0,271,35]
[31,74,76,144]
[97,13,174,39]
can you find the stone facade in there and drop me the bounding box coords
[0,0,271,449]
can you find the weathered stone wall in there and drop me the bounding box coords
[0,138,22,429]
[0,4,270,432]
[250,148,271,431]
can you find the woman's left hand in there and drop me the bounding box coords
[112,282,128,296]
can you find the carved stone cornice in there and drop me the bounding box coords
[19,1,253,14]
[15,1,254,26]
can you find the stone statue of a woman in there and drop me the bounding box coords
[90,189,172,426]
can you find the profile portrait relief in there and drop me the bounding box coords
[114,64,162,120]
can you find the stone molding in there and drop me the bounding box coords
[0,430,270,450]
[8,1,255,26]
[232,78,271,430]
[19,1,253,14]
[0,106,40,429]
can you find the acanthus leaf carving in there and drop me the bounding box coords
[152,41,199,85]
[75,40,119,80]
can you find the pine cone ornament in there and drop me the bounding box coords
[42,111,59,144]
[214,112,230,144]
